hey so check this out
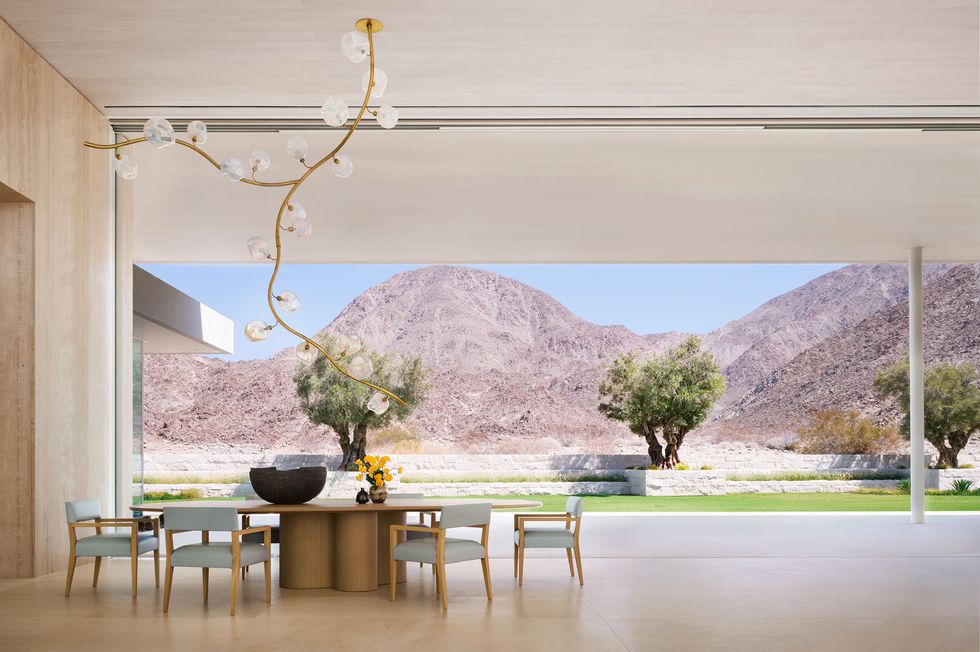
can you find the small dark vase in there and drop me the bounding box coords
[249,466,327,504]
[369,485,388,504]
[355,488,369,504]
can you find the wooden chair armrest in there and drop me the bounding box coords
[515,512,567,518]
[390,524,441,535]
[93,517,155,525]
[70,521,146,529]
[234,526,271,538]
[517,516,575,524]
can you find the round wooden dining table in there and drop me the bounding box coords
[133,498,541,592]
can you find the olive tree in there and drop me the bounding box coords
[598,336,725,468]
[873,359,980,468]
[293,336,429,470]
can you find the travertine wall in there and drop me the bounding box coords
[0,19,113,577]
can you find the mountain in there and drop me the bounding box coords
[712,265,980,437]
[141,263,978,453]
[702,264,951,407]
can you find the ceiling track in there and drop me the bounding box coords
[109,116,980,133]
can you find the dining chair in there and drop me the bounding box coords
[513,496,584,586]
[162,506,272,616]
[393,492,438,570]
[240,514,279,580]
[64,499,160,598]
[389,502,492,610]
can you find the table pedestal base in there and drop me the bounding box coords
[279,510,407,591]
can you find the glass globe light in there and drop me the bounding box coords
[249,149,271,172]
[331,154,353,178]
[285,136,308,161]
[362,68,388,98]
[341,30,369,63]
[220,157,245,181]
[282,202,306,229]
[337,333,362,357]
[276,290,300,313]
[246,236,271,260]
[295,341,317,363]
[291,217,312,238]
[375,105,399,129]
[244,320,272,342]
[367,391,390,415]
[348,355,373,380]
[186,120,208,144]
[114,155,138,180]
[143,116,176,148]
[321,97,349,127]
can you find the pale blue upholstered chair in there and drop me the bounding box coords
[513,496,584,586]
[162,506,272,616]
[394,492,438,571]
[64,499,160,598]
[389,502,492,610]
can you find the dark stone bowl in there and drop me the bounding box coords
[249,466,327,504]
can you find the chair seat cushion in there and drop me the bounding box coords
[75,532,158,557]
[170,542,270,569]
[515,527,574,548]
[394,537,486,564]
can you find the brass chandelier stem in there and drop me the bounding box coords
[85,18,405,407]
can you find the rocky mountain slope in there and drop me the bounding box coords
[711,264,979,438]
[142,263,977,453]
[703,263,950,407]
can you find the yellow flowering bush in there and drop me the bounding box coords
[354,454,403,488]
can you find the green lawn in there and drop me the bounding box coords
[455,493,980,512]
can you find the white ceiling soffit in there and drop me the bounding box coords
[129,128,980,264]
[1,0,978,121]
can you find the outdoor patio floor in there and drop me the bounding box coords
[1,513,977,652]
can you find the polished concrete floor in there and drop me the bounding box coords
[1,514,977,652]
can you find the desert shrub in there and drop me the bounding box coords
[675,463,690,471]
[960,464,975,469]
[367,423,423,454]
[896,479,911,494]
[699,465,713,470]
[143,489,203,502]
[949,479,976,494]
[795,410,902,455]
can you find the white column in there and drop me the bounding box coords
[909,247,925,524]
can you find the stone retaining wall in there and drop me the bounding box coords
[726,480,898,494]
[145,451,923,476]
[627,470,727,496]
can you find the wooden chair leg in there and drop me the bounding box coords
[202,568,209,601]
[131,553,138,597]
[154,549,160,587]
[92,557,102,587]
[434,563,440,594]
[481,557,493,600]
[514,543,518,577]
[230,566,239,616]
[163,565,174,613]
[264,561,272,604]
[437,562,448,611]
[566,549,575,577]
[518,543,525,587]
[573,543,584,586]
[389,528,398,602]
[64,554,77,597]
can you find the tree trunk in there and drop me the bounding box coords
[645,432,664,468]
[351,422,368,467]
[936,443,959,468]
[336,424,354,470]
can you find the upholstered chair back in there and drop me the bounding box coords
[65,499,101,523]
[439,503,491,529]
[565,496,584,519]
[163,507,239,532]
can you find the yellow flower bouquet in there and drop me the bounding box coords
[354,454,404,503]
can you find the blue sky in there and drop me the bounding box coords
[141,264,844,361]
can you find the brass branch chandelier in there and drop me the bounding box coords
[85,18,403,414]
